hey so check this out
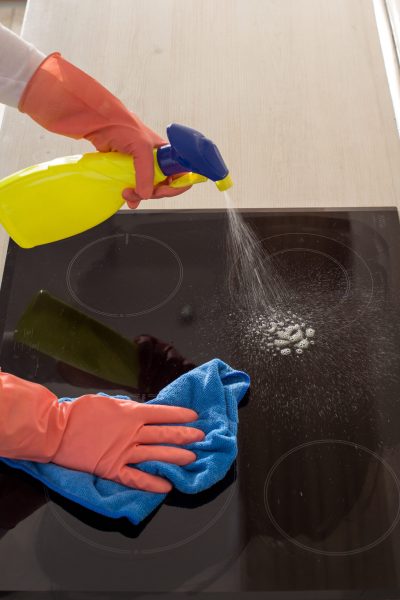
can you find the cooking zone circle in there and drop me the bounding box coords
[264,440,400,556]
[66,234,183,317]
[262,233,374,329]
[44,470,237,556]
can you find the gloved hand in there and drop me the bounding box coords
[18,53,191,207]
[0,372,204,493]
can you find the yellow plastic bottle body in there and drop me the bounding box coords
[0,152,156,248]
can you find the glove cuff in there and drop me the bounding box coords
[18,53,137,147]
[0,373,65,462]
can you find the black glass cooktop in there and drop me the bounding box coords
[1,208,400,599]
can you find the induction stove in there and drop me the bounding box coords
[1,208,400,599]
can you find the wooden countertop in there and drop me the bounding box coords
[0,0,400,277]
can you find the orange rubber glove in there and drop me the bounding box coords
[0,372,204,493]
[18,53,191,208]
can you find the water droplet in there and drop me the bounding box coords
[295,339,310,349]
[289,330,303,343]
[277,330,291,340]
[274,339,291,347]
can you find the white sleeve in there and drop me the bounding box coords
[0,23,45,108]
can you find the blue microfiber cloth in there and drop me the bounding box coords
[0,359,250,525]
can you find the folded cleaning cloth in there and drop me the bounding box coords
[0,359,250,525]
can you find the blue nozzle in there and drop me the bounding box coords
[157,123,229,182]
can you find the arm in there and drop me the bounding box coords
[0,372,62,461]
[0,23,45,108]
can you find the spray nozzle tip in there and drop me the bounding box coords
[215,174,233,192]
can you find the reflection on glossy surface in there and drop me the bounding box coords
[15,290,140,388]
[14,290,195,396]
[1,210,400,596]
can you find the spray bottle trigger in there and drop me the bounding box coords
[169,173,208,188]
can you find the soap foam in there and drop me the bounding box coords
[243,310,316,357]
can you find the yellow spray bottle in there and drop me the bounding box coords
[0,123,233,248]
